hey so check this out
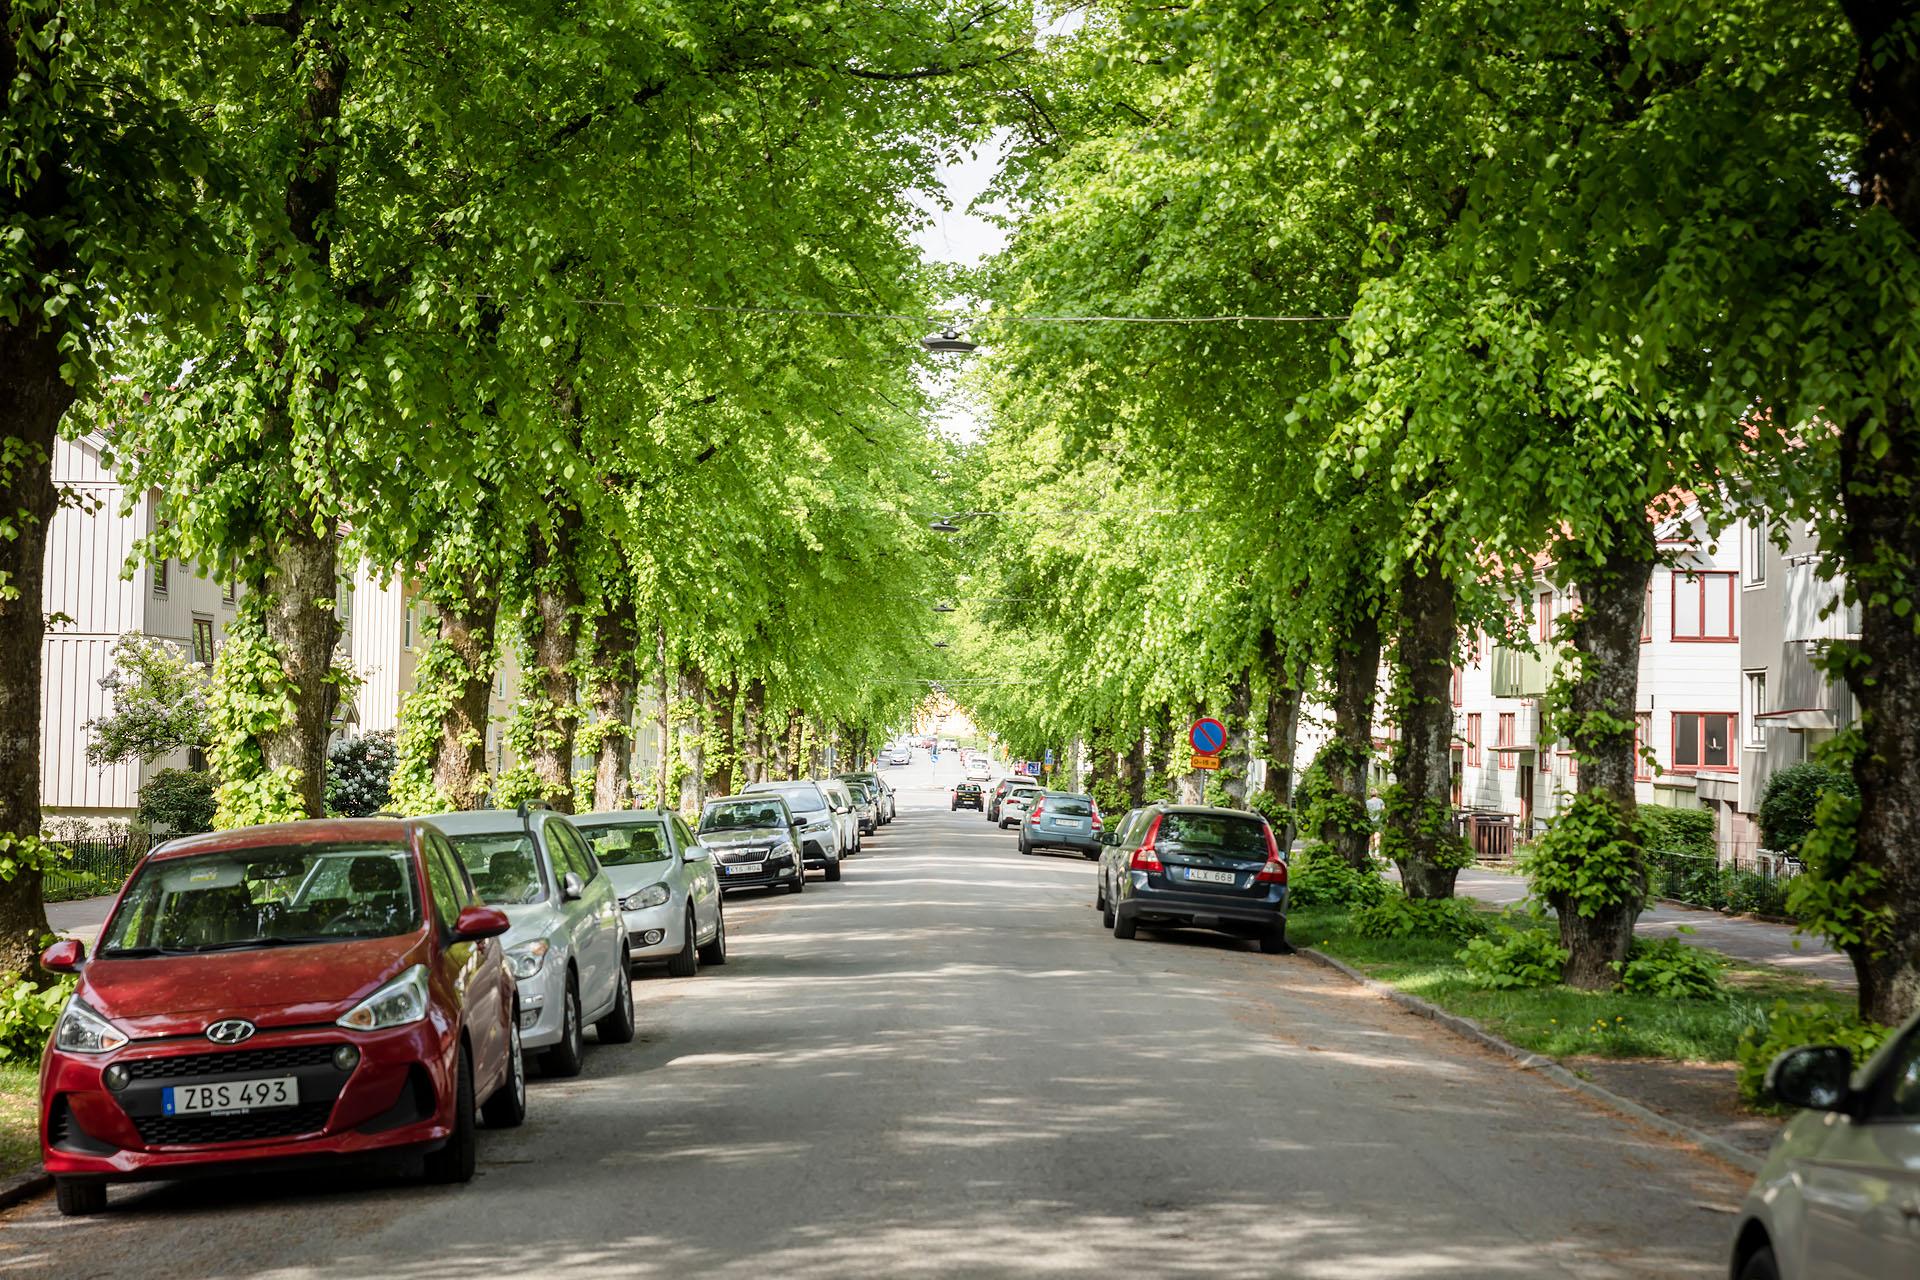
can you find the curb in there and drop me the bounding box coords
[0,1168,49,1212]
[1297,947,1763,1176]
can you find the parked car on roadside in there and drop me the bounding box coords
[742,780,844,880]
[818,777,863,855]
[965,762,991,782]
[840,778,880,835]
[839,771,896,824]
[571,809,725,977]
[1727,1006,1920,1280]
[952,781,984,811]
[1095,804,1290,954]
[38,817,526,1216]
[434,807,635,1078]
[1019,791,1104,859]
[997,783,1045,830]
[987,775,1029,823]
[888,747,911,766]
[698,794,810,894]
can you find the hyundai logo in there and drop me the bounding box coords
[205,1019,256,1045]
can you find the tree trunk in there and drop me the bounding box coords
[589,605,637,812]
[1221,671,1253,809]
[432,595,499,808]
[259,521,344,817]
[1836,0,1920,1022]
[1123,728,1147,806]
[1177,700,1207,804]
[703,679,736,798]
[0,322,70,975]
[676,666,706,814]
[1389,557,1462,899]
[653,622,670,808]
[1261,630,1303,847]
[1322,612,1381,869]
[1551,515,1655,989]
[742,680,768,783]
[1150,706,1176,797]
[773,711,796,780]
[525,511,583,812]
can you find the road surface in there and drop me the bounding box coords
[0,756,1745,1277]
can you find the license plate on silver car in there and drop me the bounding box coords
[1184,867,1235,885]
[163,1076,299,1115]
[727,863,764,875]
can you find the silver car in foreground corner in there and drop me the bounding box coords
[433,806,634,1076]
[571,809,726,977]
[1728,1005,1920,1279]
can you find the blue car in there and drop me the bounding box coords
[1095,804,1290,954]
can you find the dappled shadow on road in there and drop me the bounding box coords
[0,831,1742,1278]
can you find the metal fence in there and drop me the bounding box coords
[43,835,149,904]
[1646,847,1799,919]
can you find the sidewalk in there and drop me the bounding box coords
[46,894,116,950]
[1452,867,1855,988]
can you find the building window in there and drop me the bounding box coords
[496,671,505,698]
[1641,574,1654,643]
[1465,713,1482,768]
[1744,672,1768,747]
[1469,632,1483,666]
[1450,758,1463,808]
[1497,713,1516,770]
[1536,590,1554,643]
[403,608,413,649]
[222,579,236,605]
[1672,570,1737,641]
[1744,519,1769,587]
[191,617,215,667]
[1673,712,1736,772]
[1452,666,1464,706]
[153,554,169,596]
[1635,712,1653,780]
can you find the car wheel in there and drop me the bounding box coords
[1737,1246,1779,1280]
[1099,883,1115,930]
[53,1179,106,1217]
[1259,924,1293,955]
[1019,836,1032,855]
[597,955,638,1042]
[951,801,957,810]
[542,977,586,1078]
[480,1017,528,1128]
[788,871,806,894]
[825,857,842,882]
[1112,902,1137,940]
[698,907,728,965]
[666,912,699,978]
[423,1045,477,1184]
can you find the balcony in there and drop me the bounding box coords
[1491,645,1554,699]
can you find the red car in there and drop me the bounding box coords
[38,818,526,1216]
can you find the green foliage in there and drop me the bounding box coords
[325,732,395,818]
[1379,782,1471,873]
[1297,747,1373,841]
[1786,731,1891,956]
[1458,927,1569,990]
[1521,794,1647,919]
[1759,762,1858,855]
[1638,807,1716,858]
[1735,1000,1892,1107]
[1615,937,1727,1000]
[81,633,212,766]
[204,604,307,828]
[137,769,216,835]
[0,976,74,1064]
[1352,890,1489,943]
[1286,845,1388,909]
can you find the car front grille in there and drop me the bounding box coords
[121,1043,341,1082]
[133,1102,335,1147]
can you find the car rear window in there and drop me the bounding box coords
[578,822,671,866]
[753,784,827,814]
[446,832,547,905]
[1158,813,1271,857]
[1046,798,1093,817]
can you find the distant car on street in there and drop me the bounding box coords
[964,762,991,782]
[435,808,637,1076]
[840,771,896,824]
[818,777,863,855]
[986,776,1027,823]
[697,794,809,895]
[1095,804,1290,955]
[841,778,881,835]
[1019,791,1103,860]
[571,809,726,976]
[997,783,1044,830]
[888,747,912,766]
[952,781,984,811]
[741,780,843,881]
[1728,1006,1920,1280]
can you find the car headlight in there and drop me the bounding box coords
[805,818,831,831]
[53,997,128,1055]
[621,884,672,910]
[337,964,430,1032]
[506,939,550,980]
[767,837,796,857]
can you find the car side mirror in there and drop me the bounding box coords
[836,805,850,815]
[561,871,586,902]
[685,845,711,863]
[41,938,84,971]
[453,904,511,941]
[1767,1045,1853,1111]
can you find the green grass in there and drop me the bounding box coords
[1291,904,1854,1063]
[0,1065,38,1181]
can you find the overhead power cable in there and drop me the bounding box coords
[473,295,1348,326]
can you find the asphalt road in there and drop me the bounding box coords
[0,757,1746,1277]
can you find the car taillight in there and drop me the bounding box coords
[1029,798,1044,824]
[1255,821,1287,883]
[1129,814,1164,872]
[1091,807,1103,830]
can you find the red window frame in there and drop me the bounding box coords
[1670,571,1737,642]
[1465,713,1482,768]
[1496,713,1516,770]
[1452,666,1464,706]
[1640,574,1654,644]
[1634,712,1652,781]
[1670,711,1737,772]
[1536,590,1554,643]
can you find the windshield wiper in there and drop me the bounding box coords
[188,936,337,953]
[97,945,191,958]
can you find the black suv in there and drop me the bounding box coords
[1095,804,1289,953]
[952,781,984,811]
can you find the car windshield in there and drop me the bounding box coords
[755,786,826,815]
[702,800,789,832]
[1159,813,1271,857]
[99,843,421,953]
[578,822,671,866]
[445,832,547,905]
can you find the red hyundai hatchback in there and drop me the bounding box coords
[38,818,526,1215]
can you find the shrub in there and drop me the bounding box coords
[1735,1000,1892,1106]
[1352,890,1489,942]
[1458,927,1568,989]
[137,768,217,834]
[1639,806,1716,857]
[1615,937,1727,999]
[0,974,75,1063]
[326,731,397,817]
[1759,761,1859,855]
[1287,845,1388,908]
[1723,869,1793,919]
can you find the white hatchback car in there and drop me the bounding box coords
[998,784,1045,830]
[571,808,726,977]
[1729,1007,1920,1279]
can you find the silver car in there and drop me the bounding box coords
[433,807,633,1077]
[818,778,862,855]
[741,780,843,881]
[571,809,726,977]
[1729,1007,1920,1279]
